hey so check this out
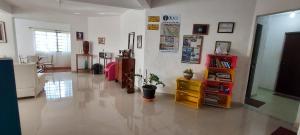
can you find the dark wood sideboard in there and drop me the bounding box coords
[115,57,135,93]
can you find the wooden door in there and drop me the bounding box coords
[275,32,300,98]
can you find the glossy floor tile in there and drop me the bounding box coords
[251,88,300,123]
[18,72,298,135]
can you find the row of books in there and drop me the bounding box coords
[205,85,230,94]
[207,72,232,82]
[210,58,231,68]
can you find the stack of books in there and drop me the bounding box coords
[207,72,231,82]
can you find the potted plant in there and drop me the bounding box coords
[142,71,165,100]
[183,68,194,80]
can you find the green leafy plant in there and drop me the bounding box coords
[137,70,165,87]
[183,68,193,74]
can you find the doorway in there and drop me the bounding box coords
[245,10,300,124]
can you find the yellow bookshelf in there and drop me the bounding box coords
[175,77,202,109]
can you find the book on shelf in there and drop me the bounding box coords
[210,58,231,68]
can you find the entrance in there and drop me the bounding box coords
[245,10,300,124]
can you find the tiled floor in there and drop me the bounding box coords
[18,72,298,135]
[251,88,300,123]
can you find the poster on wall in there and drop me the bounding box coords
[0,21,7,43]
[148,16,160,22]
[159,15,181,52]
[181,35,203,64]
[147,24,159,30]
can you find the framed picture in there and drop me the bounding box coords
[98,37,105,44]
[137,35,142,49]
[76,32,84,40]
[218,22,235,33]
[128,32,135,50]
[215,41,231,55]
[0,21,7,43]
[192,24,209,35]
[181,35,203,64]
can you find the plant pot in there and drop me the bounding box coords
[142,85,157,100]
[183,73,193,80]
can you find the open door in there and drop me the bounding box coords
[246,24,263,98]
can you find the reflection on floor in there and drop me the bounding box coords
[251,88,300,123]
[18,72,297,135]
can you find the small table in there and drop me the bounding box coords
[99,52,113,71]
[76,54,94,73]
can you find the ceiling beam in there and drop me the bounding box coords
[136,0,151,8]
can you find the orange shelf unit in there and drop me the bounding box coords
[203,54,237,108]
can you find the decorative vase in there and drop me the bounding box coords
[183,73,193,80]
[83,41,89,54]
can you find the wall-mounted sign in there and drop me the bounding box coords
[147,24,159,30]
[148,16,160,22]
[159,15,181,52]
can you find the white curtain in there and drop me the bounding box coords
[34,30,71,67]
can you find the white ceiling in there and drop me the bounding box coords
[4,0,150,16]
[69,0,143,9]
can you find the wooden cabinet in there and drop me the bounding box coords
[115,57,135,91]
[175,77,202,109]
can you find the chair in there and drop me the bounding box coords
[104,62,116,81]
[42,55,54,71]
[27,56,39,64]
[14,63,46,98]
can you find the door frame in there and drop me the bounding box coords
[245,23,263,99]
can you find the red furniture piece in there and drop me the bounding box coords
[104,62,116,81]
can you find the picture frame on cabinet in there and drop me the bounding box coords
[215,41,231,55]
[0,21,7,43]
[218,22,235,33]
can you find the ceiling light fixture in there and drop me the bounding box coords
[73,12,80,15]
[289,12,296,18]
[97,12,105,15]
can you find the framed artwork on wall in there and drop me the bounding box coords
[98,37,105,44]
[76,32,84,40]
[181,35,203,64]
[218,22,235,33]
[215,41,231,55]
[192,24,209,35]
[0,21,7,43]
[128,32,135,50]
[137,35,142,49]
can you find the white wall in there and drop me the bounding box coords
[144,0,256,102]
[120,9,146,88]
[0,10,17,61]
[88,16,121,62]
[255,0,300,16]
[13,9,88,71]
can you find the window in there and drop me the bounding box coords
[34,30,71,52]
